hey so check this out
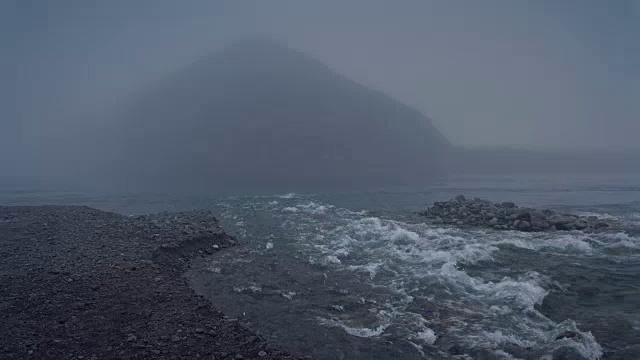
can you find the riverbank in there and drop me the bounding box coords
[0,205,303,360]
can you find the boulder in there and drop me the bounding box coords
[488,218,499,226]
[595,222,610,229]
[501,201,516,208]
[558,223,575,231]
[573,221,588,230]
[455,194,466,203]
[432,217,444,224]
[530,219,550,230]
[548,215,575,226]
[530,211,546,220]
[517,220,531,231]
[516,210,532,222]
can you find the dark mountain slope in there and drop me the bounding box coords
[111,38,450,192]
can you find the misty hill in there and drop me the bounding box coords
[109,38,450,192]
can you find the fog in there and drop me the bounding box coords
[3,0,639,189]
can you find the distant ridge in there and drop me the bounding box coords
[110,37,451,192]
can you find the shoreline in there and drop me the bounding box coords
[0,205,303,359]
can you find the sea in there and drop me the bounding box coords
[2,173,639,359]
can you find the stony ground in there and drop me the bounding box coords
[0,205,306,360]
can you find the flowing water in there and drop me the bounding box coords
[2,174,640,359]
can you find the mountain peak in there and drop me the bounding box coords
[111,38,450,192]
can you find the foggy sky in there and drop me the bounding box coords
[4,0,639,160]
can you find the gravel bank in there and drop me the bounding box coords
[0,205,304,360]
[421,195,619,232]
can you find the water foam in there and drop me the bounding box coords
[277,192,298,199]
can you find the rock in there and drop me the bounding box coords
[559,223,575,231]
[170,335,181,342]
[530,210,546,219]
[573,221,588,230]
[548,215,574,227]
[517,221,531,231]
[516,210,532,222]
[421,196,615,234]
[531,219,550,230]
[258,350,267,357]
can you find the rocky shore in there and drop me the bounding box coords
[421,195,616,232]
[0,206,303,360]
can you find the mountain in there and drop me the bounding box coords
[109,38,451,193]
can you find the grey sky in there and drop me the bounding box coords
[5,0,640,151]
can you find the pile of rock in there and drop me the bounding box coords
[421,195,613,232]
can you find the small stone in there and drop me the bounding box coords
[127,334,137,342]
[195,328,204,334]
[455,194,466,202]
[171,335,181,342]
[212,244,220,249]
[501,201,516,208]
[235,355,244,359]
[258,350,267,357]
[151,349,161,355]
